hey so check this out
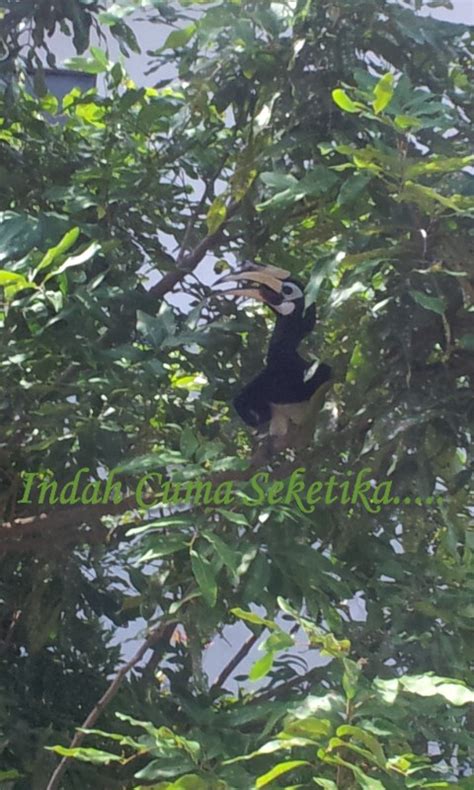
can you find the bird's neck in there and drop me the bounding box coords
[267,314,306,363]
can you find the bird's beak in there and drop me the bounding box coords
[212,263,290,305]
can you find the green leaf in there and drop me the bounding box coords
[299,167,339,196]
[349,764,385,789]
[459,334,474,350]
[180,428,199,458]
[99,7,135,25]
[136,537,189,563]
[305,254,341,305]
[399,674,474,705]
[406,155,474,178]
[117,450,183,475]
[40,93,59,114]
[202,531,239,578]
[216,509,249,526]
[336,173,372,206]
[258,171,305,210]
[0,270,31,289]
[284,717,332,740]
[110,20,141,54]
[206,196,227,234]
[77,727,143,749]
[45,290,64,312]
[43,242,101,282]
[226,736,316,764]
[373,677,399,704]
[231,608,276,629]
[394,114,422,130]
[75,102,106,126]
[256,760,310,787]
[163,24,197,50]
[136,307,175,349]
[134,775,208,789]
[277,597,300,618]
[402,181,468,213]
[64,55,106,74]
[190,549,218,607]
[263,629,294,652]
[336,725,386,766]
[90,46,110,69]
[372,73,394,114]
[0,771,21,781]
[342,659,360,701]
[0,211,69,262]
[171,373,207,390]
[35,227,80,273]
[260,172,299,191]
[168,776,209,789]
[409,289,446,315]
[332,88,361,113]
[47,746,122,764]
[134,755,196,781]
[249,651,274,681]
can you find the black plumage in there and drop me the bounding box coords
[214,265,332,437]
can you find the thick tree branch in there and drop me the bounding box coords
[0,441,302,552]
[0,493,138,547]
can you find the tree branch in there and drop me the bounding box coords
[45,619,177,790]
[254,664,327,702]
[148,199,241,301]
[0,440,300,553]
[0,493,138,550]
[209,632,259,694]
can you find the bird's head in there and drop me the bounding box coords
[212,262,308,319]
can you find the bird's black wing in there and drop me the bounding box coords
[300,361,332,400]
[233,369,273,427]
[233,358,331,427]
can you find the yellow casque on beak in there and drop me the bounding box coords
[213,263,290,296]
[217,287,266,302]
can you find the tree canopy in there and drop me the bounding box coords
[0,1,473,788]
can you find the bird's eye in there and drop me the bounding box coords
[281,282,303,300]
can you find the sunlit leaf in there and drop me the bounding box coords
[372,72,394,114]
[256,760,310,787]
[46,746,122,764]
[206,196,227,234]
[332,88,361,113]
[163,24,197,50]
[35,227,80,273]
[400,674,474,705]
[231,608,276,629]
[249,651,274,681]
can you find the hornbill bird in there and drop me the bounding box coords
[213,263,332,445]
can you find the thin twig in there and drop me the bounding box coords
[210,632,259,694]
[176,149,232,266]
[254,664,326,702]
[45,619,177,790]
[149,198,241,298]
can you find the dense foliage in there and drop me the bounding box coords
[0,1,473,788]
